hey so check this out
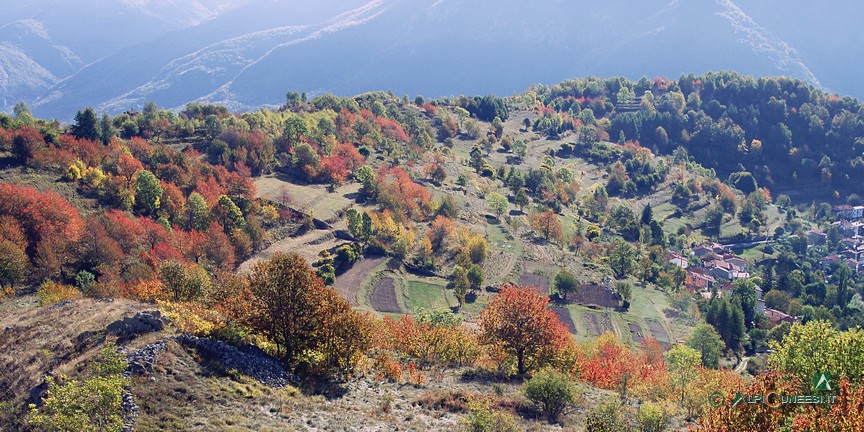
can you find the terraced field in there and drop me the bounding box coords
[238,228,347,272]
[403,278,453,312]
[333,256,389,306]
[254,176,359,222]
[370,278,402,313]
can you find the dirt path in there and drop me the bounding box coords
[608,309,623,340]
[332,256,388,306]
[734,356,750,374]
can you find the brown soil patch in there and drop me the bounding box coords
[628,322,644,344]
[573,283,619,308]
[551,307,576,334]
[332,256,388,306]
[583,311,613,337]
[238,229,348,272]
[518,273,549,295]
[370,278,401,313]
[646,318,670,344]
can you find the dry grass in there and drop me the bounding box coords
[0,298,153,429]
[237,228,349,272]
[254,176,359,222]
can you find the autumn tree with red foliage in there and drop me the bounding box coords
[528,210,564,243]
[694,372,803,431]
[578,332,638,390]
[479,284,569,374]
[790,379,864,431]
[382,314,479,367]
[203,221,236,270]
[11,126,46,164]
[320,155,349,186]
[375,166,432,222]
[0,184,85,279]
[427,215,454,251]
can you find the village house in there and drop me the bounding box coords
[805,229,827,245]
[764,307,798,325]
[705,259,750,281]
[841,249,860,262]
[668,251,689,269]
[686,268,716,291]
[834,205,864,220]
[822,255,841,269]
[720,254,750,272]
[832,220,861,238]
[692,245,714,260]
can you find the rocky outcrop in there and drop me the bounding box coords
[125,338,170,376]
[107,311,169,343]
[175,334,299,387]
[125,335,298,388]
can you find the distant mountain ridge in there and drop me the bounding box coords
[1,0,861,120]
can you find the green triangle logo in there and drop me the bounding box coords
[813,372,832,391]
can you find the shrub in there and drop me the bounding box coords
[585,399,625,432]
[522,368,577,422]
[636,401,669,432]
[0,285,14,303]
[37,281,81,306]
[28,345,128,432]
[462,401,521,432]
[159,300,224,337]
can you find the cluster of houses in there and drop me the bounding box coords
[669,242,797,326]
[807,205,864,273]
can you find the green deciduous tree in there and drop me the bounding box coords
[665,344,701,403]
[134,170,162,216]
[28,345,128,432]
[487,192,507,219]
[186,192,209,231]
[158,260,212,301]
[768,320,864,386]
[686,323,724,369]
[467,264,484,291]
[609,239,636,279]
[553,268,578,301]
[214,195,245,232]
[355,165,376,198]
[451,265,470,306]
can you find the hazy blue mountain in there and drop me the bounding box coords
[1,0,861,120]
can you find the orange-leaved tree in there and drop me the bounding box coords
[790,379,864,431]
[246,252,370,374]
[528,210,563,243]
[479,284,569,375]
[693,371,792,430]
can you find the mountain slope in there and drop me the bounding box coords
[4,0,861,119]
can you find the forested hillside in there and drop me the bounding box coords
[531,72,864,199]
[3,74,864,431]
